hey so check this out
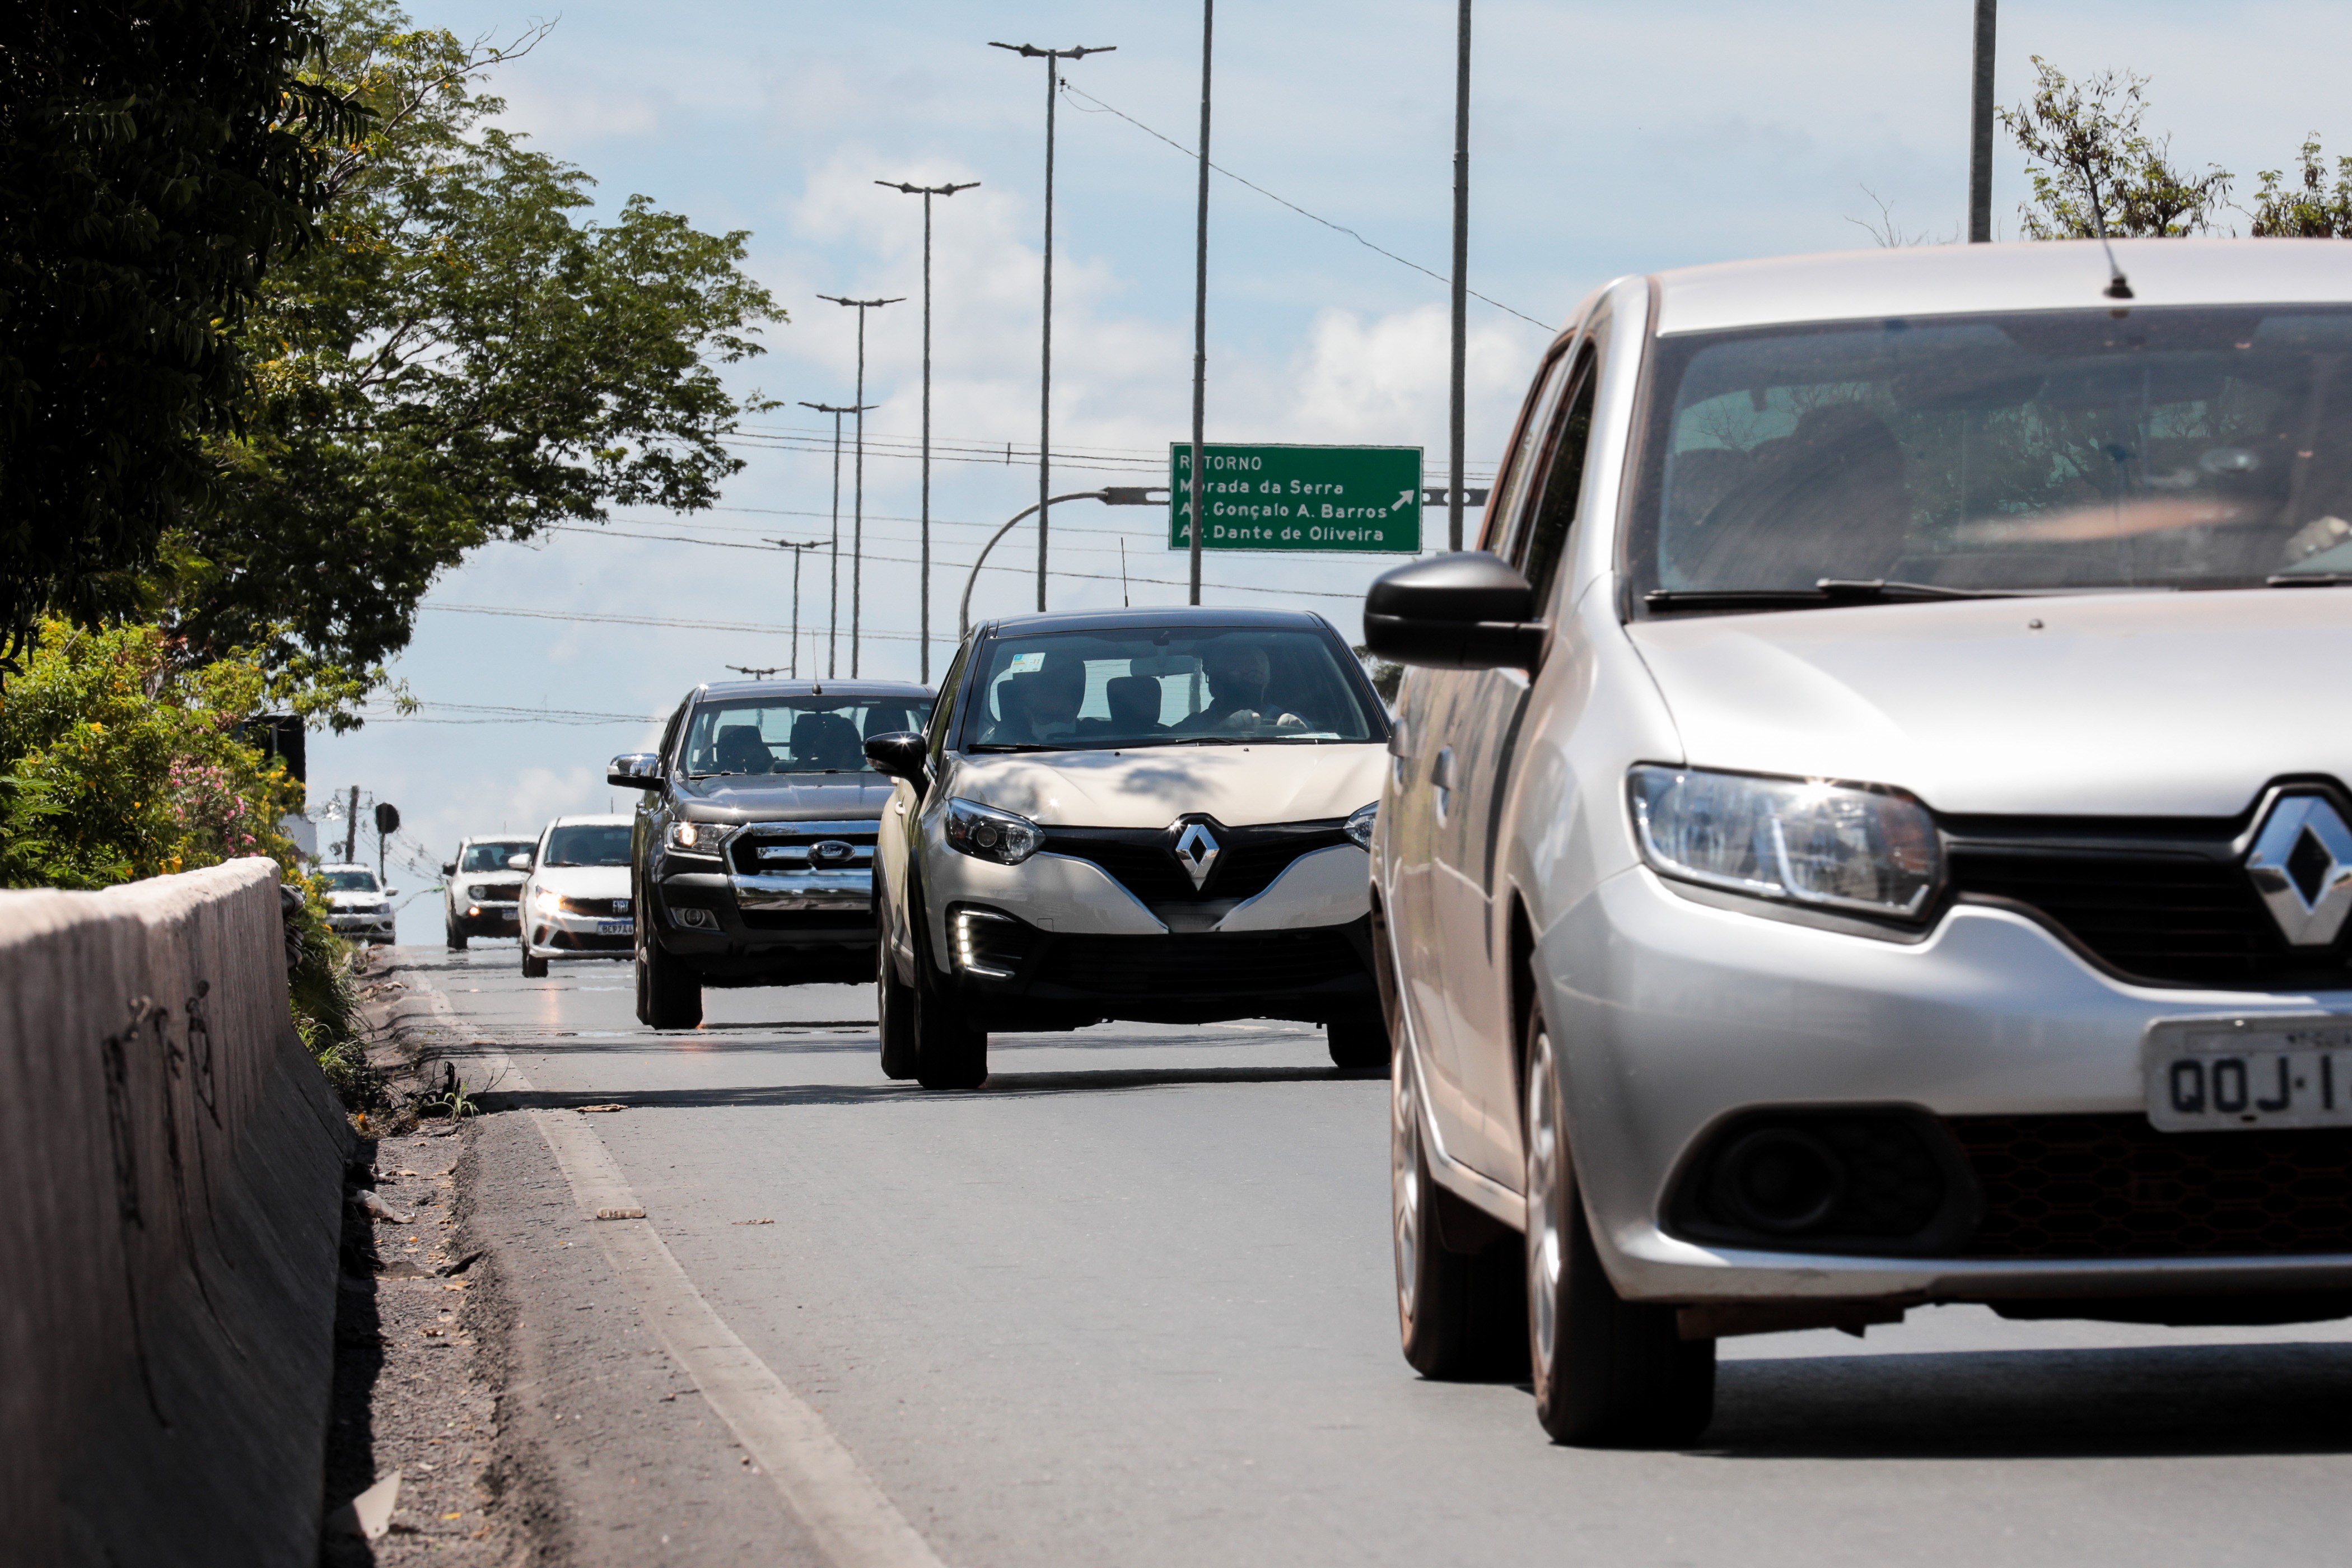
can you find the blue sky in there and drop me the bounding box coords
[308,0,2352,932]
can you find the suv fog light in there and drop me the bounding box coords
[671,906,717,930]
[953,909,1019,978]
[1710,1127,1845,1234]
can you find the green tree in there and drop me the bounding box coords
[0,1,353,668]
[2250,137,2352,237]
[162,0,782,703]
[1998,58,2232,239]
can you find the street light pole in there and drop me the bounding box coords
[960,487,1163,641]
[798,400,872,678]
[816,295,902,679]
[875,180,979,682]
[1968,0,1998,243]
[1448,0,1472,552]
[1187,1,1213,606]
[990,40,1115,613]
[765,539,822,678]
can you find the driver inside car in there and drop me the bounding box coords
[1171,643,1306,734]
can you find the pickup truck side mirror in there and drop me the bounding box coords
[608,752,662,790]
[862,731,930,788]
[1362,552,1545,670]
[507,853,533,872]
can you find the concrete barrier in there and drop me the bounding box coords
[0,858,351,1566]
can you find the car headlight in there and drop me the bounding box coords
[531,886,562,914]
[944,797,1043,866]
[1344,801,1378,850]
[669,820,736,855]
[1627,765,1940,920]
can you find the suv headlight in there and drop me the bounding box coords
[945,797,1043,866]
[1627,766,1940,920]
[1344,801,1378,850]
[669,820,737,855]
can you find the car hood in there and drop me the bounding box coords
[324,892,385,907]
[947,743,1387,828]
[677,773,895,820]
[1626,587,2352,817]
[529,866,631,897]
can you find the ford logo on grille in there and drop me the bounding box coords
[811,839,856,865]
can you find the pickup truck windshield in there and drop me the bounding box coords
[963,627,1382,751]
[683,696,932,777]
[1630,306,2352,610]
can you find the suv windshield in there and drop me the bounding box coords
[962,627,1383,751]
[542,825,631,867]
[682,696,931,777]
[321,870,380,893]
[461,842,533,873]
[1630,306,2352,608]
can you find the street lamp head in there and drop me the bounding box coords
[817,294,907,309]
[876,179,981,197]
[988,41,1116,60]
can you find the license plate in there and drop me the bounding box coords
[2145,1016,2352,1131]
[597,919,634,936]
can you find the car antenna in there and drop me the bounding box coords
[810,680,823,696]
[2088,194,2133,301]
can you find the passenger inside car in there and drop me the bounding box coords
[713,725,773,774]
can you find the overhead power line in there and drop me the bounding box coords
[1057,79,1553,332]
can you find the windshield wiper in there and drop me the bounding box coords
[1646,579,2024,612]
[2269,572,2352,587]
[968,743,1066,753]
[686,770,742,779]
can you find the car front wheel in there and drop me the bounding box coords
[445,918,467,952]
[1393,1033,1525,1379]
[635,912,702,1029]
[1523,1011,1714,1446]
[876,910,918,1080]
[1326,1009,1391,1071]
[906,903,984,1090]
[520,942,548,979]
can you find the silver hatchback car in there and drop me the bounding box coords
[1367,238,2352,1445]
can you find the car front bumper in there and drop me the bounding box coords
[648,855,875,984]
[326,909,395,941]
[1538,865,2352,1308]
[451,898,520,936]
[522,904,635,959]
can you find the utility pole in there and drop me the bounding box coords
[798,400,873,678]
[816,296,902,678]
[1187,2,1213,606]
[990,39,1116,612]
[766,539,822,678]
[343,783,360,864]
[876,179,978,682]
[1968,0,1997,243]
[1448,0,1472,552]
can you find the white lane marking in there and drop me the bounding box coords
[414,985,947,1568]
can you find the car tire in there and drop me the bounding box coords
[1326,1009,1391,1071]
[876,910,918,1081]
[636,917,702,1030]
[1392,1032,1528,1379]
[521,945,549,979]
[446,920,468,952]
[1522,1011,1714,1446]
[906,900,986,1090]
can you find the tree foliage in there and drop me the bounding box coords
[2250,137,2352,239]
[162,0,782,697]
[0,1,354,667]
[1999,58,2232,239]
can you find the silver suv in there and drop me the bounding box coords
[1368,238,2352,1446]
[441,835,535,949]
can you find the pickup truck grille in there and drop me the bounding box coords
[730,820,879,876]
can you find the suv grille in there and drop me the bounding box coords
[1944,813,2352,989]
[1952,1114,2352,1259]
[1042,820,1352,908]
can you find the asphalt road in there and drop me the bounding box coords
[408,945,2352,1568]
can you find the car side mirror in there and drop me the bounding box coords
[386,888,400,899]
[507,853,533,872]
[608,751,662,790]
[862,731,930,788]
[441,861,456,876]
[1362,552,1546,670]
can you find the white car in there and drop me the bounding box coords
[519,815,634,979]
[1367,237,2352,1446]
[866,608,1392,1089]
[318,863,396,944]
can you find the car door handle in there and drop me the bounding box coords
[1432,747,1456,790]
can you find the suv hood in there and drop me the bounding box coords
[949,743,1386,828]
[678,774,895,820]
[1626,587,2352,817]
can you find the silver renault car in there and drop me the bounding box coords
[1367,238,2352,1446]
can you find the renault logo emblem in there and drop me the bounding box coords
[1171,820,1221,890]
[2246,794,2352,946]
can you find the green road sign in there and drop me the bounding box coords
[1169,443,1422,553]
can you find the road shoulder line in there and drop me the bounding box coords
[417,984,947,1568]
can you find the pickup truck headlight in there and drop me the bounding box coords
[1627,766,1940,920]
[1344,801,1378,850]
[669,820,736,855]
[945,797,1043,866]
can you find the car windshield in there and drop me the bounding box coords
[1630,306,2352,608]
[682,696,932,777]
[541,825,631,867]
[461,842,533,872]
[962,627,1382,751]
[321,870,379,893]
